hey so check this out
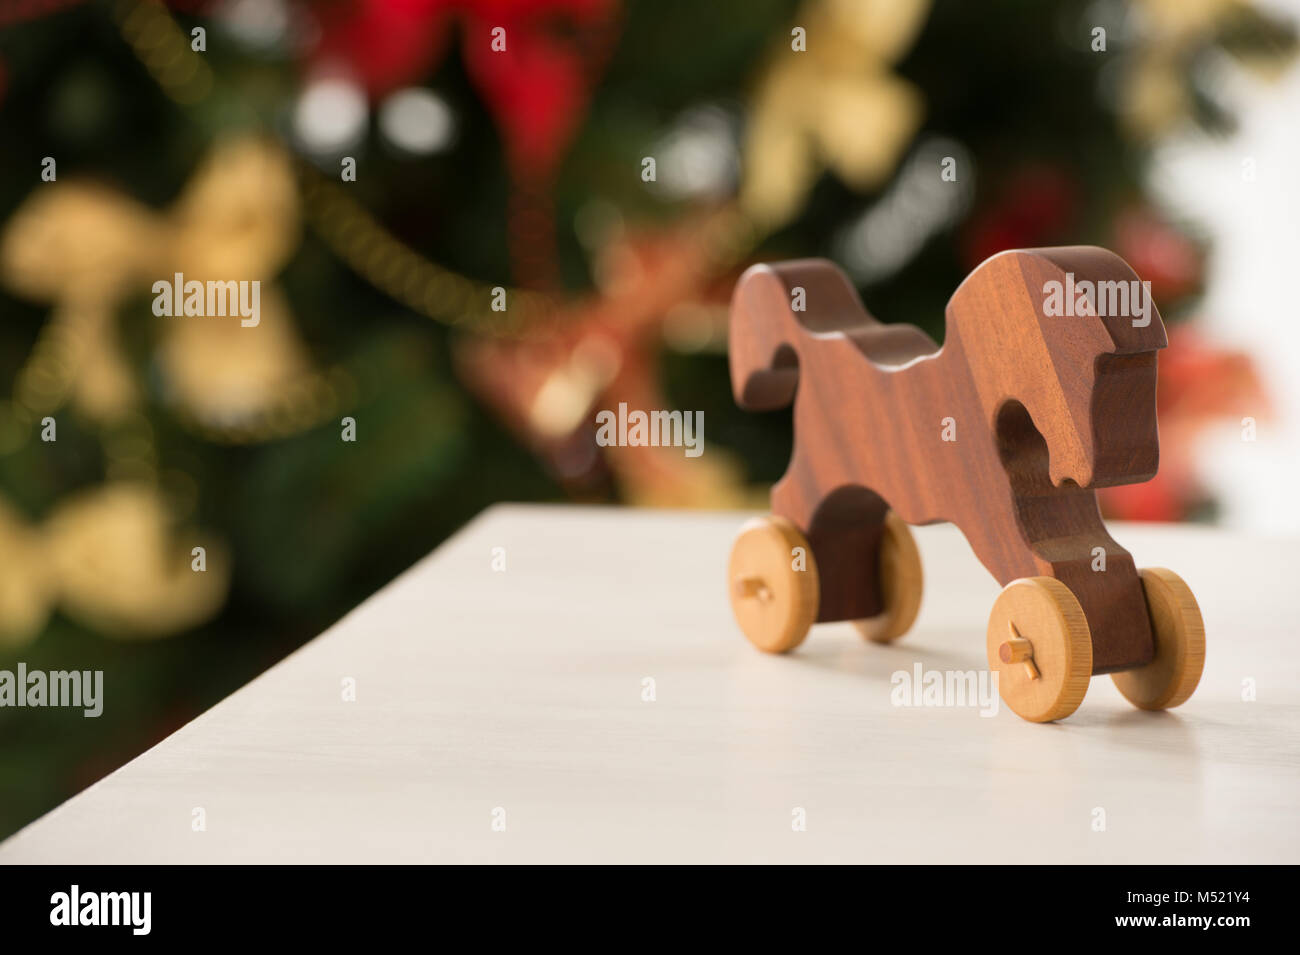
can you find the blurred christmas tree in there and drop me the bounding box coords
[0,0,1293,838]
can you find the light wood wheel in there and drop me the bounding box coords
[853,510,923,643]
[986,577,1092,723]
[1111,568,1205,711]
[728,516,819,653]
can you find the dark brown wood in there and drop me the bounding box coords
[729,248,1167,673]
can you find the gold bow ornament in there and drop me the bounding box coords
[0,483,229,647]
[0,135,313,431]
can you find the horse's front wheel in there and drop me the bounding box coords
[987,577,1093,722]
[1111,568,1205,710]
[853,510,924,644]
[727,516,820,653]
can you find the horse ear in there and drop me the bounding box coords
[1026,246,1167,353]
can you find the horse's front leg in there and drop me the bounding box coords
[960,492,1155,674]
[1033,528,1155,673]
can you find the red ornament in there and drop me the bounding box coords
[310,0,621,287]
[459,0,617,177]
[313,0,455,99]
[1113,206,1202,304]
[962,165,1078,269]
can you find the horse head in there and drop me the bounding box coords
[948,247,1168,489]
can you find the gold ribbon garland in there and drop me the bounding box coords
[108,0,765,341]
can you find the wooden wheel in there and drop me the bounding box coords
[727,516,819,653]
[853,510,923,643]
[986,577,1092,723]
[1111,568,1205,710]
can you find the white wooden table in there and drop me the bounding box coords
[3,505,1297,864]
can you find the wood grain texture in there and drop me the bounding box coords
[729,248,1166,672]
[0,507,1293,864]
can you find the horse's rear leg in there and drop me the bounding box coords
[772,465,891,623]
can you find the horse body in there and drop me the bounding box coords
[730,249,1166,672]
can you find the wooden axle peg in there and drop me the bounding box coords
[1000,624,1041,680]
[734,576,772,602]
[999,635,1032,664]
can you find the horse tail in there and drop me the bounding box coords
[728,259,853,410]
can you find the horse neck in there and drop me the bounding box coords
[943,318,1093,484]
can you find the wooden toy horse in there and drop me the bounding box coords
[726,248,1205,722]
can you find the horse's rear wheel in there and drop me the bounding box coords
[1111,568,1205,710]
[727,516,819,653]
[987,577,1092,722]
[854,510,924,643]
